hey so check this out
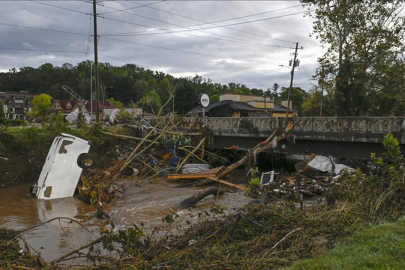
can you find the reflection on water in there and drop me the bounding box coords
[0,173,251,263]
[0,184,99,262]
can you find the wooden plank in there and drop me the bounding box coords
[168,173,219,180]
[207,177,246,191]
[101,131,157,144]
[168,166,224,180]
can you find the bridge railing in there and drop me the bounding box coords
[145,117,405,143]
[175,117,404,134]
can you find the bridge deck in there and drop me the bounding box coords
[141,117,405,159]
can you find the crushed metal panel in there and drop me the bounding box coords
[34,133,91,200]
[307,155,355,175]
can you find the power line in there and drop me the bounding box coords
[98,12,290,48]
[85,5,94,58]
[103,9,312,39]
[30,0,89,15]
[0,46,87,53]
[99,0,165,15]
[97,54,279,96]
[117,1,301,43]
[102,36,247,60]
[0,22,88,36]
[98,3,296,47]
[5,1,305,51]
[1,0,302,1]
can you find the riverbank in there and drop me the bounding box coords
[2,120,405,269]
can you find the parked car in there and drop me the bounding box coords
[30,133,94,200]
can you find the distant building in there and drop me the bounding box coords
[0,91,34,120]
[220,93,296,117]
[195,93,296,117]
[51,100,143,121]
[123,107,143,116]
[51,99,117,121]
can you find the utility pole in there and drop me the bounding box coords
[90,62,93,121]
[93,0,100,122]
[320,66,324,116]
[286,42,299,117]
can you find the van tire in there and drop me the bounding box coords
[78,154,95,169]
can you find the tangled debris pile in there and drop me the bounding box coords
[2,128,405,269]
[0,228,42,270]
[269,173,337,196]
[265,154,355,197]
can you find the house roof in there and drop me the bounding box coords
[0,91,34,108]
[52,100,79,113]
[199,100,294,112]
[52,99,117,113]
[273,104,294,112]
[84,100,116,112]
[220,93,266,98]
[200,100,258,112]
[1,91,34,96]
[196,100,294,116]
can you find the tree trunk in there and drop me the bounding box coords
[178,187,223,208]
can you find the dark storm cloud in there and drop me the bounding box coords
[0,1,323,90]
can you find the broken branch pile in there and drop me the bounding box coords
[78,160,125,204]
[0,228,45,270]
[268,173,336,196]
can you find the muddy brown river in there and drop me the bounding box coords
[0,173,251,264]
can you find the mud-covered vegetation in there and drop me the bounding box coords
[2,133,405,269]
[0,228,46,270]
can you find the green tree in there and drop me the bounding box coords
[139,91,161,114]
[107,97,124,108]
[134,79,149,97]
[279,87,309,115]
[210,94,220,104]
[0,100,4,119]
[250,88,263,96]
[302,0,405,116]
[157,77,173,105]
[174,80,198,115]
[271,83,280,101]
[233,89,243,95]
[302,88,334,116]
[31,94,52,117]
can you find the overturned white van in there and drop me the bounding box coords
[30,133,94,200]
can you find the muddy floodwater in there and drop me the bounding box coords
[0,172,251,264]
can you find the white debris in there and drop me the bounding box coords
[307,156,355,175]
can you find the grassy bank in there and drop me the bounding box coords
[286,217,405,269]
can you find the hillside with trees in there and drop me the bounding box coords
[0,61,306,115]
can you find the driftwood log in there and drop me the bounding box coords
[206,177,246,191]
[192,118,292,189]
[178,187,224,208]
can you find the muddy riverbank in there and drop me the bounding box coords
[0,170,252,263]
[3,122,393,269]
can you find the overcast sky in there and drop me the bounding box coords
[0,0,323,91]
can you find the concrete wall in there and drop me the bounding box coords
[163,116,405,144]
[142,116,405,158]
[247,101,275,109]
[281,101,292,109]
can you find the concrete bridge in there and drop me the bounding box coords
[146,117,405,159]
